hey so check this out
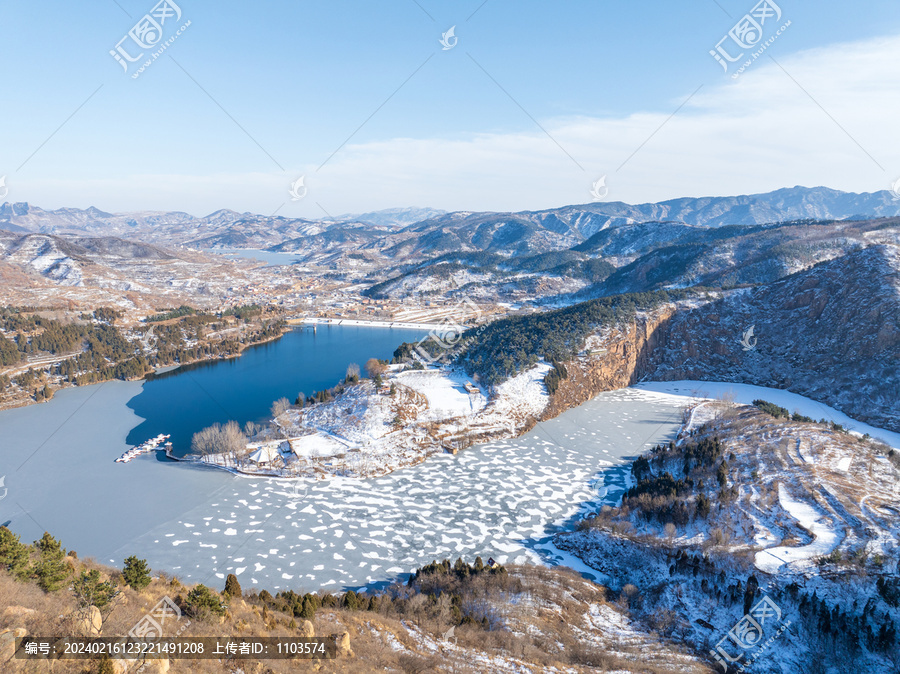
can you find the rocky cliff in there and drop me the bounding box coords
[541,307,676,420]
[642,244,900,432]
[542,245,900,434]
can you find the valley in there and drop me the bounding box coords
[2,188,900,673]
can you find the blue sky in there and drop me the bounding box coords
[1,0,899,216]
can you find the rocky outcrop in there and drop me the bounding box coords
[542,245,900,434]
[0,628,27,664]
[643,245,900,432]
[541,307,676,420]
[74,605,103,635]
[2,606,36,622]
[330,630,353,657]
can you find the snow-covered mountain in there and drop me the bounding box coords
[643,244,900,433]
[4,187,899,263]
[330,207,446,228]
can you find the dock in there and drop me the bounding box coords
[115,434,171,463]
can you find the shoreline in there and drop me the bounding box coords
[0,325,290,413]
[293,317,452,330]
[175,376,900,483]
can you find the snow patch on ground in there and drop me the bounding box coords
[635,380,900,449]
[395,369,485,419]
[755,484,842,574]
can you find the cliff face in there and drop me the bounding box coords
[541,307,675,420]
[540,245,900,434]
[643,245,900,432]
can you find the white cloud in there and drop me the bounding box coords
[12,33,900,216]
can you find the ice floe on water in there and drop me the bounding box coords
[117,388,688,592]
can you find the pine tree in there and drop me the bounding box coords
[34,532,70,592]
[0,526,31,580]
[342,590,359,610]
[122,556,152,591]
[299,595,316,620]
[72,569,120,613]
[185,584,226,620]
[224,573,242,598]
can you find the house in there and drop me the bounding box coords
[463,382,479,395]
[487,557,499,569]
[247,445,281,466]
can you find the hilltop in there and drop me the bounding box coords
[555,400,900,672]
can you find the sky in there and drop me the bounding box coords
[1,0,899,218]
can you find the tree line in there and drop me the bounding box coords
[457,290,684,386]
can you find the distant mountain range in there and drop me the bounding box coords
[3,187,900,276]
[332,207,446,228]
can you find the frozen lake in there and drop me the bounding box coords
[5,356,887,593]
[214,248,306,267]
[0,376,686,592]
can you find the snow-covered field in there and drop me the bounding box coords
[635,380,900,449]
[394,369,485,420]
[289,432,348,458]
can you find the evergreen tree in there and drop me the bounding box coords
[696,493,711,519]
[185,584,227,620]
[224,573,242,598]
[72,569,120,614]
[342,590,359,610]
[0,526,31,580]
[34,532,70,592]
[122,556,152,591]
[743,575,759,614]
[716,461,728,487]
[299,595,316,620]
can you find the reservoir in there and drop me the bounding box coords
[127,324,430,456]
[9,326,885,593]
[0,318,686,592]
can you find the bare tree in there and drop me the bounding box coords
[191,421,248,462]
[365,358,387,378]
[191,425,220,456]
[271,397,291,417]
[345,363,361,383]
